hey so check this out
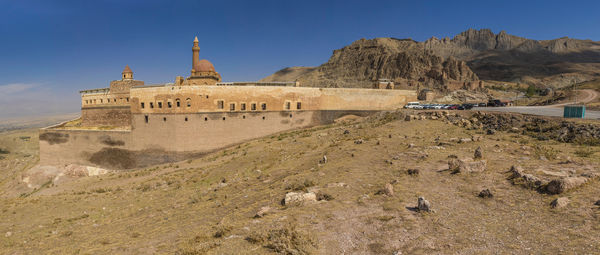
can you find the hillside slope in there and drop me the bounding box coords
[2,112,600,254]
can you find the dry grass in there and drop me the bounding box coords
[1,113,600,253]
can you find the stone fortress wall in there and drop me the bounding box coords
[40,38,418,169]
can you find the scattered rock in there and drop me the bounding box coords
[319,155,328,164]
[471,135,483,141]
[284,192,317,206]
[408,143,415,148]
[376,183,394,196]
[550,197,570,209]
[417,197,431,212]
[404,115,412,121]
[354,139,364,144]
[507,165,544,188]
[388,134,392,138]
[459,138,472,143]
[594,200,600,206]
[448,158,486,173]
[486,129,496,135]
[407,169,420,176]
[254,206,271,218]
[326,182,347,188]
[474,146,483,159]
[546,177,589,194]
[383,183,394,196]
[478,189,493,198]
[5,232,12,237]
[343,130,350,135]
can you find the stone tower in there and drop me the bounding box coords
[181,36,221,85]
[122,65,133,81]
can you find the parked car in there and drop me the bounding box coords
[404,102,421,109]
[478,103,487,107]
[487,99,506,107]
[461,103,474,110]
[447,104,458,110]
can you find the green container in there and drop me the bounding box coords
[563,105,586,118]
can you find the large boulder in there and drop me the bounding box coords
[546,177,588,194]
[417,197,431,212]
[550,197,570,208]
[448,158,487,173]
[284,192,317,206]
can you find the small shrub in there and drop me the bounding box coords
[574,148,595,158]
[316,192,334,201]
[0,148,9,154]
[533,145,558,160]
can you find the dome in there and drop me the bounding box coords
[194,59,215,72]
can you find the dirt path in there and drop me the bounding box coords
[549,89,599,107]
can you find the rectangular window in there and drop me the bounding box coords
[144,115,148,123]
[141,102,145,108]
[150,102,154,108]
[251,103,257,111]
[100,99,103,103]
[114,98,117,102]
[126,97,129,102]
[241,103,246,111]
[176,101,180,107]
[217,100,224,109]
[261,103,267,111]
[230,103,235,111]
[285,102,291,110]
[297,102,302,110]
[158,102,162,108]
[85,100,88,104]
[168,102,172,108]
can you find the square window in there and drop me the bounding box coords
[217,100,224,109]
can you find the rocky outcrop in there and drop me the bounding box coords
[263,29,600,89]
[262,37,479,89]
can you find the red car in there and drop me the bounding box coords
[447,105,458,110]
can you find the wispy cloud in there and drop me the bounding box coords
[0,83,38,95]
[0,83,79,120]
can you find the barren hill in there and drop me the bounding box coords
[262,29,600,89]
[2,111,600,253]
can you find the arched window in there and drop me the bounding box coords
[186,98,191,107]
[176,99,181,107]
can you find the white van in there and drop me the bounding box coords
[404,102,422,109]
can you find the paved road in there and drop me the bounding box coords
[473,89,600,120]
[474,106,600,120]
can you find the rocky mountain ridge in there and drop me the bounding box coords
[262,29,600,89]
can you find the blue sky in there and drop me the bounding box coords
[1,0,599,119]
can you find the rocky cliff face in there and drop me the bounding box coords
[262,29,600,89]
[262,38,479,89]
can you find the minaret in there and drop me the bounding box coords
[192,36,200,76]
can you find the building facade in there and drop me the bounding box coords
[40,38,417,169]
